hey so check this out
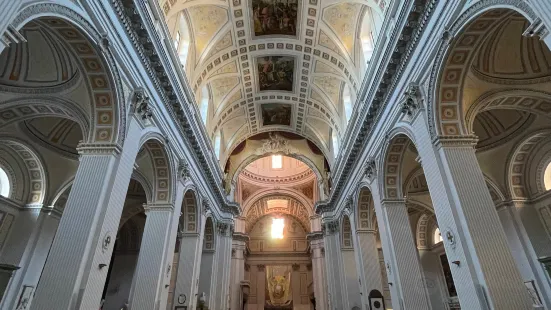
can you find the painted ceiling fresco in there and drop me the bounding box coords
[160,0,386,165]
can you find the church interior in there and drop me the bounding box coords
[0,0,551,309]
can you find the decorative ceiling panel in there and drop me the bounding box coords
[161,0,385,163]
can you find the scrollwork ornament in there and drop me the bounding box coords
[365,159,376,181]
[401,84,421,116]
[133,89,153,120]
[178,159,190,181]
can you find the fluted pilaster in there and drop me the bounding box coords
[356,230,384,302]
[380,199,431,310]
[1,209,60,309]
[230,234,247,310]
[31,120,142,310]
[308,232,328,310]
[173,232,203,309]
[129,204,176,310]
[412,112,533,309]
[210,222,233,309]
[323,221,345,308]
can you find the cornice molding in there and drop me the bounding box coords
[232,232,249,242]
[111,0,240,215]
[315,0,437,214]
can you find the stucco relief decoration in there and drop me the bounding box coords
[443,228,456,250]
[133,89,153,120]
[323,3,362,58]
[365,159,376,181]
[401,84,420,116]
[102,231,112,253]
[256,132,297,155]
[188,5,229,60]
[178,159,190,181]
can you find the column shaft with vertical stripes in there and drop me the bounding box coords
[309,235,328,310]
[31,142,136,310]
[173,233,202,308]
[412,113,532,309]
[230,237,246,310]
[356,231,383,301]
[129,206,175,310]
[381,200,432,310]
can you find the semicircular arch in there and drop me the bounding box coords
[9,4,126,144]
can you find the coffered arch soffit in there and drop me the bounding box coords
[431,6,550,138]
[4,9,126,145]
[0,137,47,205]
[243,191,313,233]
[507,129,551,200]
[160,0,386,157]
[465,89,551,150]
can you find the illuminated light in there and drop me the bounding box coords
[272,155,282,169]
[271,218,284,239]
[434,228,443,244]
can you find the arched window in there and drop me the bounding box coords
[213,131,221,160]
[343,85,353,124]
[360,9,375,64]
[0,167,9,197]
[332,130,339,157]
[544,161,551,190]
[174,13,191,68]
[200,86,209,124]
[434,227,443,244]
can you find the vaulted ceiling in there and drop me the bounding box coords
[159,0,386,166]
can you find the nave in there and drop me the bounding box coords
[0,0,550,309]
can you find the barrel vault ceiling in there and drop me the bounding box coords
[159,0,386,164]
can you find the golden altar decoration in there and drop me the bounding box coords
[266,265,292,306]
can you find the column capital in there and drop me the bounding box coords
[143,203,174,213]
[217,222,234,236]
[257,264,265,272]
[322,220,339,235]
[432,135,478,149]
[76,142,122,156]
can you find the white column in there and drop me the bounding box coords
[342,248,362,308]
[31,121,142,310]
[129,204,177,310]
[379,199,432,309]
[173,232,203,309]
[211,222,233,310]
[356,230,384,305]
[257,265,266,310]
[1,208,60,309]
[499,203,551,308]
[230,234,247,310]
[323,221,345,309]
[418,249,447,309]
[412,111,533,309]
[308,232,327,310]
